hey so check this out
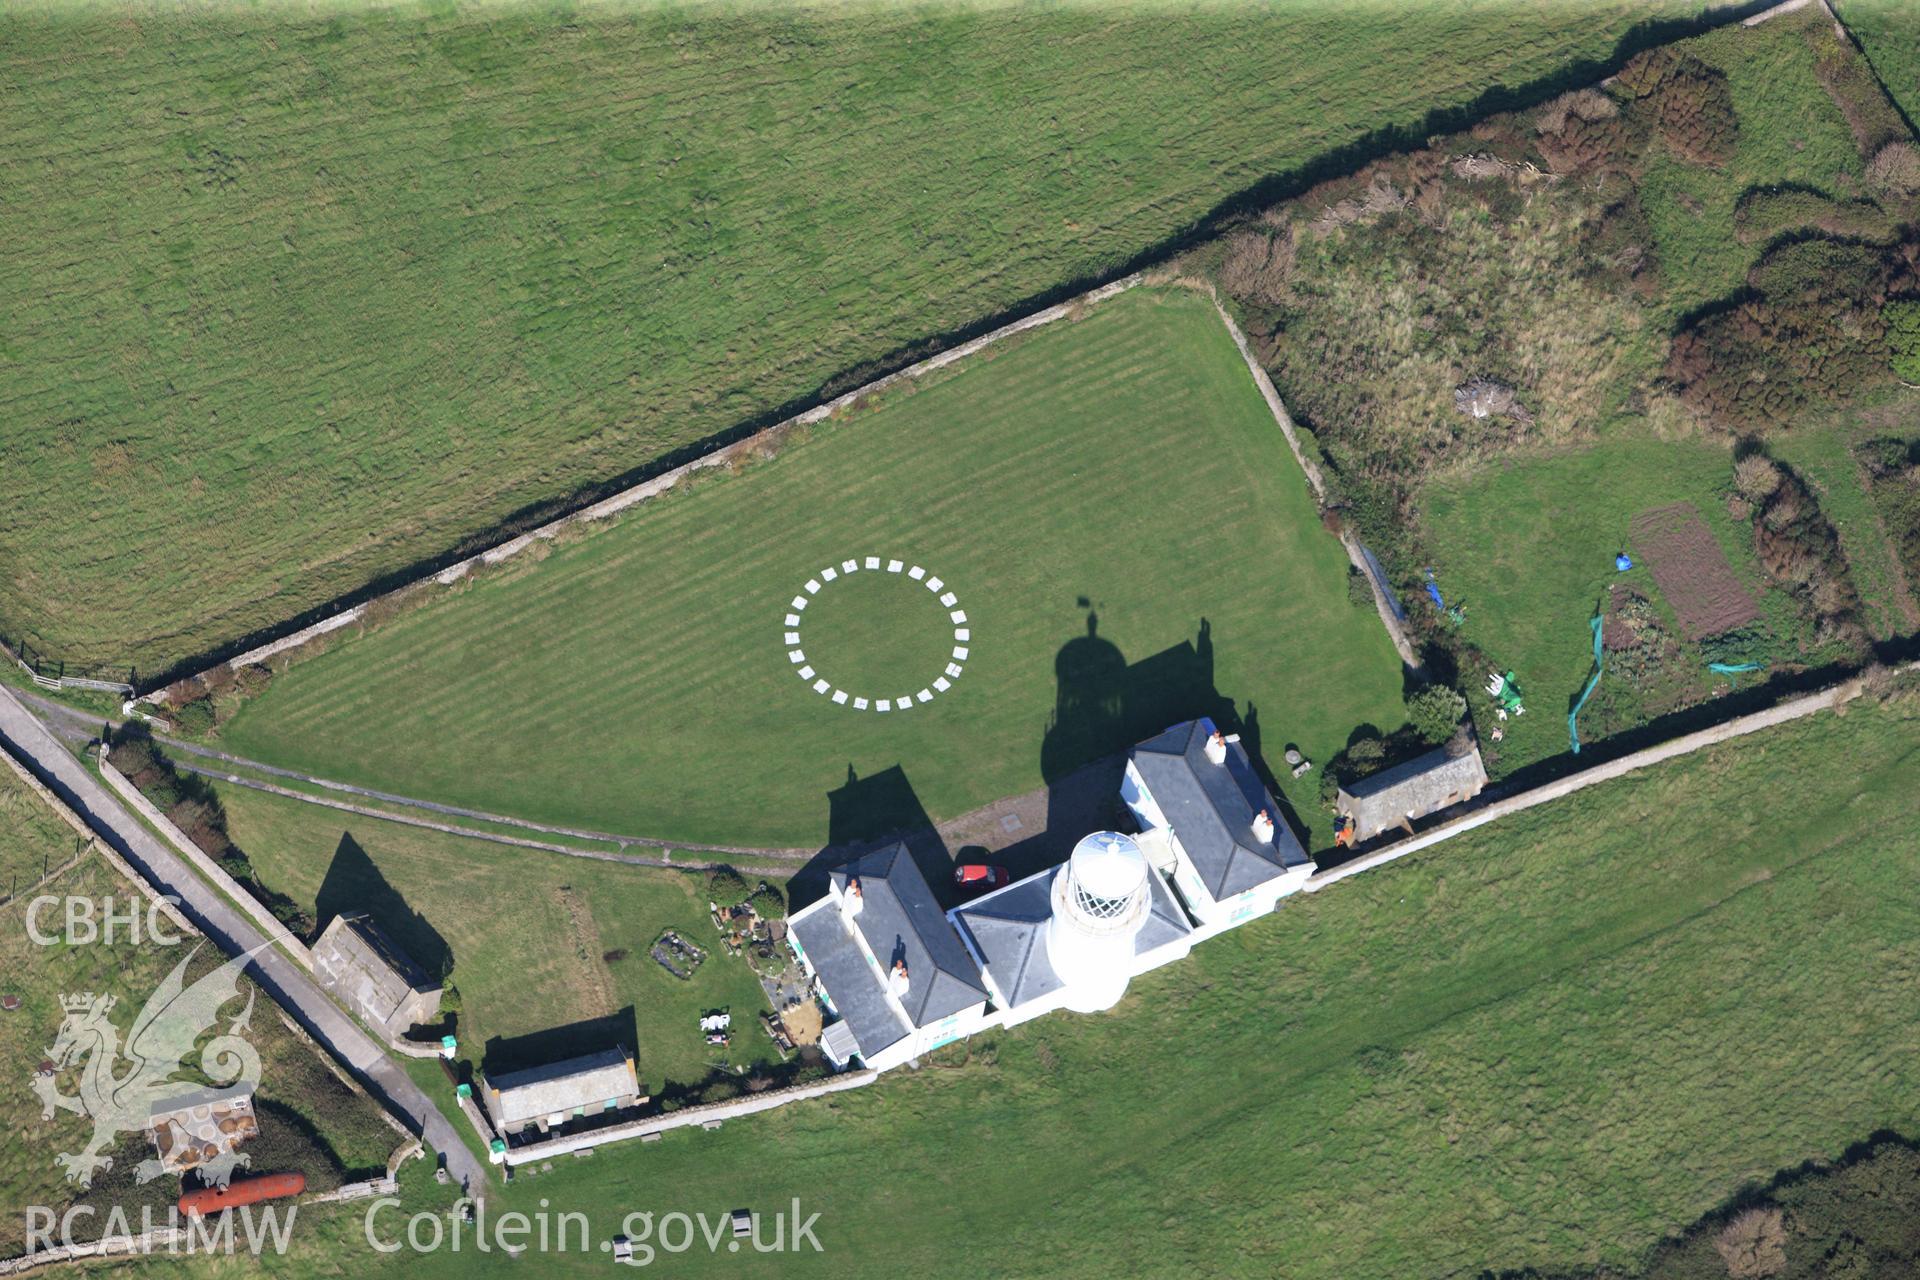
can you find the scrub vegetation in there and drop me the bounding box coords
[1206,7,1918,778]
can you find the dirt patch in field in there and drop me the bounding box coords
[1629,502,1761,639]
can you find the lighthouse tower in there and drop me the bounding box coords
[1043,831,1153,1013]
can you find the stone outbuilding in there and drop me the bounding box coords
[1337,738,1489,843]
[311,912,442,1038]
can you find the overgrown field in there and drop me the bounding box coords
[0,841,400,1255]
[122,689,1920,1280]
[219,288,1408,846]
[1207,6,1916,779]
[0,0,1706,677]
[216,780,788,1101]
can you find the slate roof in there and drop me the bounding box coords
[312,912,438,1027]
[788,904,910,1061]
[484,1048,637,1127]
[951,865,1192,1011]
[1337,740,1488,840]
[828,843,988,1027]
[1129,719,1310,901]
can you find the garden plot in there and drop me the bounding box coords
[1629,502,1762,639]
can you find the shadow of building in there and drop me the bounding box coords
[313,832,454,983]
[480,1007,639,1078]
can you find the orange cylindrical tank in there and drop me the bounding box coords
[177,1172,306,1217]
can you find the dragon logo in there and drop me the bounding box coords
[32,943,265,1189]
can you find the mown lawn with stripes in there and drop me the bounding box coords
[222,287,1406,848]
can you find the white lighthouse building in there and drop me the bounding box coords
[950,831,1193,1027]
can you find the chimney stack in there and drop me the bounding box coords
[844,876,864,916]
[1204,730,1228,766]
[887,959,910,999]
[1251,809,1275,844]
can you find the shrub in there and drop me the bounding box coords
[1733,454,1783,501]
[748,884,786,920]
[1535,87,1629,175]
[1347,735,1385,765]
[602,948,628,964]
[1617,48,1737,166]
[1868,142,1920,197]
[171,698,216,737]
[1886,300,1920,382]
[707,866,748,905]
[1712,1206,1787,1280]
[1405,685,1466,744]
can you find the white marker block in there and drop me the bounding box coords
[784,632,800,645]
[864,556,880,570]
[842,559,858,574]
[821,566,838,582]
[934,677,951,692]
[925,577,943,592]
[876,699,891,712]
[784,614,801,627]
[916,689,933,703]
[954,628,970,641]
[854,698,870,710]
[812,679,831,694]
[791,597,808,610]
[833,690,849,705]
[939,592,957,607]
[805,579,821,594]
[798,666,815,679]
[789,650,806,664]
[886,560,904,573]
[908,566,926,580]
[953,647,969,660]
[950,610,967,624]
[945,663,964,678]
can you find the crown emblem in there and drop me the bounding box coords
[61,992,113,1014]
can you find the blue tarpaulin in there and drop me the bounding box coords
[1568,614,1605,754]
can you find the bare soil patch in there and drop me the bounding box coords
[1629,502,1761,639]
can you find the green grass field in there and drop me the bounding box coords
[0,0,1706,674]
[114,690,1920,1279]
[1839,0,1920,129]
[216,781,787,1098]
[221,287,1408,846]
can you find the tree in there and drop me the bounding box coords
[707,866,748,905]
[749,884,786,920]
[1886,300,1920,383]
[1406,685,1466,744]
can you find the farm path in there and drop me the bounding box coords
[17,691,811,874]
[0,684,492,1199]
[18,690,1117,883]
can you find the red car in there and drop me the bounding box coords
[953,864,1011,897]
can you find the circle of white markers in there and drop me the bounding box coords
[782,558,970,712]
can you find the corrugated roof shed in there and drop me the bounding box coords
[1337,740,1488,841]
[1130,719,1310,901]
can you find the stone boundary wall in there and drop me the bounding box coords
[501,1069,879,1166]
[150,274,1145,703]
[1207,293,1424,672]
[97,756,310,967]
[1303,672,1879,892]
[0,746,197,939]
